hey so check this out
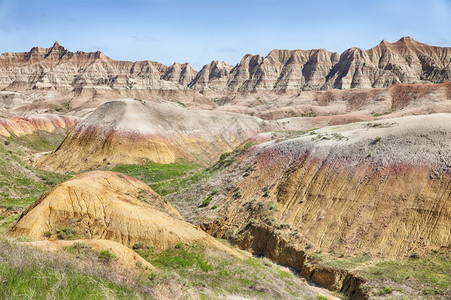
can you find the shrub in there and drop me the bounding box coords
[56,227,78,240]
[71,242,88,250]
[98,250,116,263]
[199,194,213,207]
[267,201,276,210]
[65,242,90,255]
[379,287,393,295]
[233,187,241,199]
[132,241,145,250]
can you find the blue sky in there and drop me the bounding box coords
[0,0,450,69]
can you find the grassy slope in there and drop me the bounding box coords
[0,240,146,300]
[135,242,318,299]
[2,132,449,299]
[118,149,451,299]
[112,161,202,196]
[311,251,451,298]
[0,132,71,208]
[0,239,324,300]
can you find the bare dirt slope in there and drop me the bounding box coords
[173,113,451,259]
[35,98,278,172]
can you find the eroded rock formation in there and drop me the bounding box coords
[0,37,449,96]
[36,98,274,172]
[9,171,242,256]
[180,114,451,258]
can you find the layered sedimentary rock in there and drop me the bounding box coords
[0,37,449,98]
[9,171,241,256]
[226,49,340,92]
[180,114,451,258]
[188,60,234,92]
[0,41,194,91]
[190,37,451,92]
[36,98,273,172]
[0,114,79,137]
[162,62,197,86]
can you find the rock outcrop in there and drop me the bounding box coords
[177,114,451,258]
[8,171,242,257]
[35,98,274,172]
[188,60,234,92]
[0,41,195,91]
[0,38,449,97]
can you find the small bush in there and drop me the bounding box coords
[379,287,393,295]
[65,242,90,255]
[57,227,78,240]
[242,142,255,151]
[71,242,88,250]
[44,230,52,238]
[409,252,420,259]
[132,241,145,250]
[267,201,276,210]
[98,250,116,263]
[423,288,444,295]
[199,195,213,207]
[233,187,242,199]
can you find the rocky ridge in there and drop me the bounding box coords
[0,37,449,96]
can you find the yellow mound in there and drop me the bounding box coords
[9,171,241,257]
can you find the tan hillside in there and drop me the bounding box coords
[176,113,451,259]
[8,171,242,257]
[35,98,275,172]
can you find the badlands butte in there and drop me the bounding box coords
[0,37,450,299]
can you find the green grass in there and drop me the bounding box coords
[145,243,213,272]
[358,253,451,290]
[0,241,146,299]
[112,161,200,196]
[320,253,373,270]
[6,131,67,153]
[315,251,450,297]
[135,243,311,299]
[0,214,19,234]
[0,132,72,208]
[0,263,139,299]
[112,161,198,183]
